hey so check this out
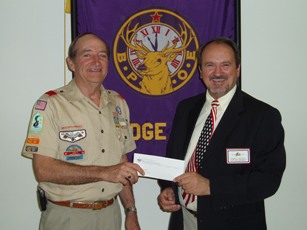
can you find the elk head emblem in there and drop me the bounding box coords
[120,22,195,95]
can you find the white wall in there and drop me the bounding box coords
[1,0,306,229]
[241,1,307,229]
[0,0,65,229]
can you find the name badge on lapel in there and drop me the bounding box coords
[226,148,250,164]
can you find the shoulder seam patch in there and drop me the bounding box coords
[45,90,57,96]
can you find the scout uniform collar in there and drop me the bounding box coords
[63,79,115,106]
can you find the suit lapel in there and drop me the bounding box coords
[183,95,206,156]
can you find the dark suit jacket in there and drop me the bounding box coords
[159,88,286,230]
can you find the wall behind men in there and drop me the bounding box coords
[0,0,306,229]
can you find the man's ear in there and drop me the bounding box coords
[66,57,75,72]
[198,66,202,79]
[236,64,241,77]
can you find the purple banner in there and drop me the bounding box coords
[76,0,236,159]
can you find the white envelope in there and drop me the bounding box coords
[133,153,184,181]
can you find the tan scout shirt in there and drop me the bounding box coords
[22,79,136,202]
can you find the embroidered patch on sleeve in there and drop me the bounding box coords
[30,113,43,133]
[25,145,39,153]
[35,100,47,111]
[26,137,40,145]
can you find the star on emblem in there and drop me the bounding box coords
[151,11,163,23]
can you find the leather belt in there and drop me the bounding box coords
[48,198,114,210]
[187,208,197,217]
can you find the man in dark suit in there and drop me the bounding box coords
[157,37,286,230]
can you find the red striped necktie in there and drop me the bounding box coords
[182,99,219,206]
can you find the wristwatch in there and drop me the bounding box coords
[126,207,137,213]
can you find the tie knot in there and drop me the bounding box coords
[211,100,219,108]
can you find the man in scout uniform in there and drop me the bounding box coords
[22,33,144,230]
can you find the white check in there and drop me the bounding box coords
[133,153,185,181]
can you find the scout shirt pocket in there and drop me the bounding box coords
[113,112,130,144]
[58,125,87,162]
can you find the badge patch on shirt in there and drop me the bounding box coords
[35,100,47,111]
[64,145,85,161]
[59,129,86,143]
[113,112,127,128]
[25,145,39,153]
[26,137,40,145]
[226,148,250,164]
[116,106,122,115]
[30,113,43,133]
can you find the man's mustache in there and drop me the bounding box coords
[209,76,227,81]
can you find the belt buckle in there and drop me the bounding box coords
[93,201,101,210]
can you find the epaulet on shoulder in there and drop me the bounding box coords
[107,90,126,100]
[45,90,57,96]
[118,93,125,100]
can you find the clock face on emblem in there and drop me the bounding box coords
[129,23,185,76]
[113,9,199,96]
